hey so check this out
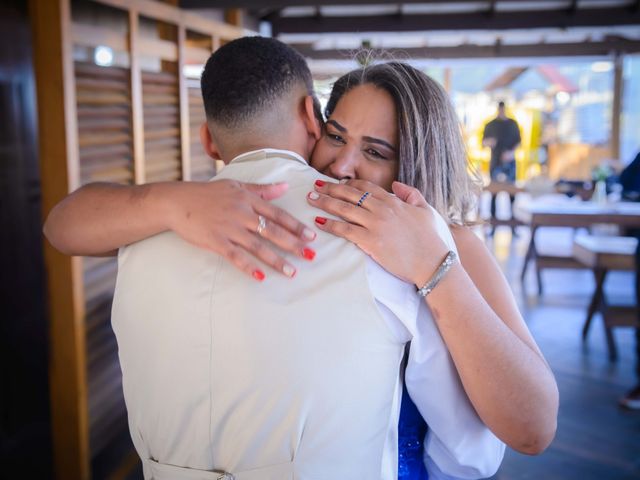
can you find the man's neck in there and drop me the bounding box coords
[222,139,309,165]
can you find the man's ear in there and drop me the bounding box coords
[199,122,225,163]
[302,95,322,141]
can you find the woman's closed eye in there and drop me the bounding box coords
[364,147,387,160]
[326,132,345,144]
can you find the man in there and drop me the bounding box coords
[482,101,521,230]
[111,37,503,479]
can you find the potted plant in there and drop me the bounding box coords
[591,164,613,203]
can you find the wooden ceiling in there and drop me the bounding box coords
[179,1,640,59]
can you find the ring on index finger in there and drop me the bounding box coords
[356,191,371,208]
[256,215,267,236]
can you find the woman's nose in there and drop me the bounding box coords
[329,148,359,181]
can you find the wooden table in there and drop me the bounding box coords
[519,201,640,294]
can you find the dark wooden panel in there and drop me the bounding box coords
[0,1,51,477]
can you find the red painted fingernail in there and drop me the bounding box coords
[315,216,327,225]
[302,248,316,261]
[252,269,265,281]
[315,180,326,187]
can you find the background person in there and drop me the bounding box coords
[482,101,521,231]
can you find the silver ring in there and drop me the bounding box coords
[356,191,370,207]
[257,215,267,236]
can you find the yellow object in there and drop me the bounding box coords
[468,106,542,182]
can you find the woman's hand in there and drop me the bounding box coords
[307,179,449,287]
[44,180,317,280]
[163,180,317,279]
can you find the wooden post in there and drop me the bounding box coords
[224,8,243,28]
[443,67,452,93]
[611,54,623,160]
[129,9,146,184]
[30,0,90,478]
[178,24,191,181]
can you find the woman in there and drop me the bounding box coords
[306,63,558,475]
[44,62,558,474]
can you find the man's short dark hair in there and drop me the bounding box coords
[498,101,505,108]
[201,36,313,129]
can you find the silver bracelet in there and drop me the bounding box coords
[417,250,458,297]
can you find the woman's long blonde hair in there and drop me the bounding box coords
[325,62,480,225]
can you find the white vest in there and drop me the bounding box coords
[112,150,408,479]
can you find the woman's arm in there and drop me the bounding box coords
[308,179,558,454]
[429,226,557,454]
[44,180,317,279]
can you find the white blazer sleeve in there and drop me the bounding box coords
[405,301,505,479]
[405,208,505,478]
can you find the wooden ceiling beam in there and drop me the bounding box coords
[271,7,640,34]
[290,38,640,60]
[180,0,538,8]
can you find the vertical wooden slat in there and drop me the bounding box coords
[224,8,243,28]
[129,9,145,184]
[30,0,90,478]
[611,54,623,160]
[443,67,452,93]
[178,25,191,181]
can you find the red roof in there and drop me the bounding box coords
[536,65,579,93]
[485,65,578,93]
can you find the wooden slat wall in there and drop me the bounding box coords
[83,254,124,457]
[34,1,244,478]
[189,86,215,180]
[74,19,133,464]
[76,62,134,185]
[142,70,182,182]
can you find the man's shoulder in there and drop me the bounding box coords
[118,230,211,274]
[484,118,498,129]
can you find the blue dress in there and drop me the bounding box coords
[398,381,429,480]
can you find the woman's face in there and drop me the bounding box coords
[310,84,399,191]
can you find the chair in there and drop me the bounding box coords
[573,235,638,361]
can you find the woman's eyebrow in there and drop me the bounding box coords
[363,136,397,153]
[326,119,346,132]
[328,119,396,153]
